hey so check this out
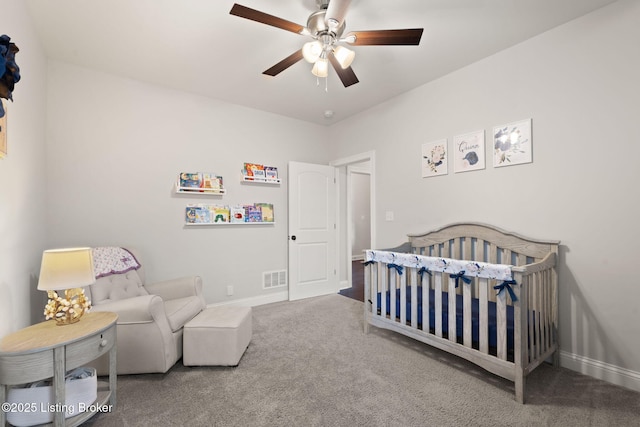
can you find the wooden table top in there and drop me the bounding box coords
[0,312,117,355]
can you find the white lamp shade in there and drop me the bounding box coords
[333,45,355,69]
[312,58,329,78]
[302,41,323,63]
[37,247,96,291]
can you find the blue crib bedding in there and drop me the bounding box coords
[375,287,515,353]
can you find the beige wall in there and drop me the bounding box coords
[0,0,48,334]
[43,61,332,305]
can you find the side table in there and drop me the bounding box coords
[0,311,117,426]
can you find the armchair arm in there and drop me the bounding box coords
[144,275,203,301]
[91,294,167,324]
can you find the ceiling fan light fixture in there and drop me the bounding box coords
[333,45,355,69]
[311,57,329,78]
[302,40,323,63]
[341,33,357,44]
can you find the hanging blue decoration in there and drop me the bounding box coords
[0,35,21,118]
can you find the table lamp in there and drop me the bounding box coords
[37,247,95,325]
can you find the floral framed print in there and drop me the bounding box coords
[422,139,448,177]
[0,100,6,159]
[493,119,532,167]
[453,130,485,173]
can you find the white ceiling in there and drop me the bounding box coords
[25,0,617,125]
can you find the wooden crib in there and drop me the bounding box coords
[364,222,559,403]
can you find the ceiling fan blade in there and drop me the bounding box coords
[230,4,306,35]
[263,50,304,77]
[325,0,352,28]
[345,28,424,46]
[328,52,359,88]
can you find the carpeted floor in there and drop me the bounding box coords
[85,294,640,426]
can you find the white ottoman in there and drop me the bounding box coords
[183,306,252,366]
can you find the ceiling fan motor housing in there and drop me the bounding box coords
[307,9,345,41]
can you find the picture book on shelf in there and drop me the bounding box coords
[201,173,223,191]
[180,172,201,191]
[244,205,262,222]
[256,203,274,222]
[212,206,230,223]
[244,163,266,180]
[230,206,246,223]
[264,166,278,181]
[185,205,211,224]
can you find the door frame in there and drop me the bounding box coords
[330,151,376,291]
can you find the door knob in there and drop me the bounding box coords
[291,235,297,241]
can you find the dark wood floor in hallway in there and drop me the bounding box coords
[339,260,364,302]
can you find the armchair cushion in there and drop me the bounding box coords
[90,270,148,304]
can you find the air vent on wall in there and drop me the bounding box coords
[263,270,287,289]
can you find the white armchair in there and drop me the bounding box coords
[85,248,205,375]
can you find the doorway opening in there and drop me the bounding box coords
[330,151,375,303]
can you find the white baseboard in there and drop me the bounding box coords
[339,280,350,290]
[207,290,288,308]
[560,350,640,393]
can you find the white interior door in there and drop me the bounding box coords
[288,161,337,301]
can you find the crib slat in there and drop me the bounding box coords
[488,243,498,303]
[371,263,378,314]
[390,267,397,321]
[463,279,472,347]
[400,267,407,325]
[506,248,514,266]
[535,272,542,360]
[464,237,472,262]
[410,268,418,328]
[364,262,370,334]
[435,272,443,338]
[479,278,489,354]
[380,262,387,321]
[422,270,430,332]
[496,290,508,360]
[448,276,457,342]
[514,272,527,403]
[441,241,450,258]
[527,276,535,363]
[545,269,552,351]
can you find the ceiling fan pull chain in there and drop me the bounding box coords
[325,76,328,92]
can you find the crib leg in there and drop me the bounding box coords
[364,305,369,334]
[515,374,526,404]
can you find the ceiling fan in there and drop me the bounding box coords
[230,0,424,88]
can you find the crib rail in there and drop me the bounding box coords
[364,246,558,403]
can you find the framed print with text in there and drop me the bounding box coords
[453,130,485,173]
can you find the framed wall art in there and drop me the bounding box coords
[453,130,485,173]
[493,118,532,167]
[0,100,6,159]
[422,139,448,177]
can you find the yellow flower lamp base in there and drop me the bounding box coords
[44,288,92,325]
